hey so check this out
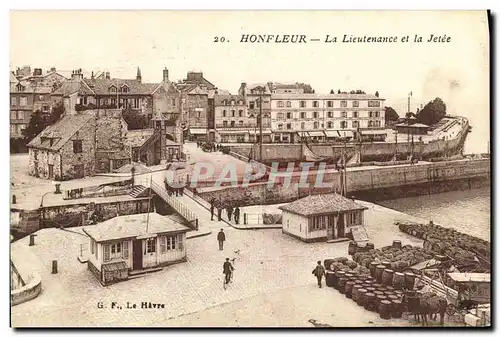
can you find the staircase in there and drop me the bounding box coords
[129,185,147,198]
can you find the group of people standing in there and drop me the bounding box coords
[163,179,185,197]
[210,199,241,224]
[196,141,226,153]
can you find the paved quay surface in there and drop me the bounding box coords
[11,201,426,327]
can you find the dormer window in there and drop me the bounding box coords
[238,100,243,105]
[120,84,129,93]
[109,85,117,93]
[231,100,235,106]
[16,84,25,92]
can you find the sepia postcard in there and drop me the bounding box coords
[9,10,491,328]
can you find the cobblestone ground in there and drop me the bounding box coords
[11,202,426,327]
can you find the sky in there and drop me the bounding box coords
[10,10,490,151]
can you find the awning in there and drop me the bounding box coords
[189,129,207,135]
[249,130,272,134]
[337,130,354,138]
[324,131,337,138]
[218,130,249,134]
[361,129,388,135]
[308,131,325,137]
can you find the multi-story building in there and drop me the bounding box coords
[237,83,273,143]
[270,93,386,143]
[214,94,250,143]
[175,72,217,142]
[270,82,314,94]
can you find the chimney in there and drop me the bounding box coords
[71,69,83,81]
[91,71,94,79]
[136,66,142,83]
[240,82,247,96]
[105,72,110,80]
[163,68,169,83]
[50,67,56,72]
[33,68,43,76]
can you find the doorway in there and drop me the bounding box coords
[132,239,143,270]
[337,214,345,238]
[327,215,335,240]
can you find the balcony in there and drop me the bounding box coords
[216,123,263,129]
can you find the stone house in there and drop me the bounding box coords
[214,94,250,143]
[237,82,273,143]
[279,193,368,242]
[27,109,130,180]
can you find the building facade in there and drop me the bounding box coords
[270,93,386,143]
[214,94,252,143]
[237,83,273,143]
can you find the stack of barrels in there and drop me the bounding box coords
[329,260,407,320]
[352,240,434,273]
[397,221,490,270]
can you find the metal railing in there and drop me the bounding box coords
[150,181,196,222]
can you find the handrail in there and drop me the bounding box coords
[150,181,196,222]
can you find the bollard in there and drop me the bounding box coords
[244,213,247,225]
[29,234,36,246]
[12,194,16,204]
[195,219,199,231]
[54,183,62,194]
[52,260,58,274]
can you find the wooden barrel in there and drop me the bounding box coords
[379,300,392,319]
[365,243,375,250]
[394,290,404,297]
[382,269,394,286]
[352,284,362,302]
[386,286,395,292]
[382,261,392,269]
[369,262,379,278]
[375,295,388,313]
[423,240,433,251]
[345,281,355,298]
[357,289,368,307]
[366,276,375,282]
[348,241,357,255]
[366,287,376,293]
[326,271,335,288]
[338,277,347,294]
[354,280,364,286]
[373,290,384,297]
[375,265,385,283]
[392,240,402,250]
[334,271,346,289]
[376,285,388,292]
[364,292,377,312]
[391,300,403,318]
[364,279,374,286]
[404,272,417,290]
[387,294,399,301]
[392,272,405,289]
[432,242,446,254]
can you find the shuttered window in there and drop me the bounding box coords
[160,236,166,253]
[103,244,110,262]
[178,235,184,250]
[123,241,129,259]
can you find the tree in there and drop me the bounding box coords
[122,108,149,130]
[22,103,65,143]
[416,97,447,126]
[385,106,399,121]
[375,91,379,97]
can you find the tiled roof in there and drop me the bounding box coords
[279,193,367,217]
[84,78,160,95]
[10,81,53,94]
[27,113,94,151]
[124,129,155,148]
[10,71,18,83]
[215,94,246,106]
[82,213,190,242]
[271,93,384,100]
[51,80,95,96]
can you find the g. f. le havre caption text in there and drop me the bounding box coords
[213,34,451,43]
[97,301,166,309]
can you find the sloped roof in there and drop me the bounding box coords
[84,78,160,95]
[10,71,18,83]
[51,80,95,96]
[215,94,246,106]
[10,80,53,94]
[82,213,190,242]
[124,129,155,148]
[395,122,429,128]
[271,93,384,100]
[27,113,94,151]
[279,193,367,217]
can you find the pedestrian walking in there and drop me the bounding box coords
[210,199,215,221]
[312,261,326,288]
[217,229,226,251]
[217,203,222,221]
[226,206,233,221]
[223,257,235,288]
[234,207,240,224]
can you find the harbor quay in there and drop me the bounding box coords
[11,199,452,327]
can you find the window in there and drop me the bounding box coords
[91,240,95,255]
[166,236,177,250]
[278,124,283,130]
[286,101,291,107]
[313,111,318,118]
[341,121,347,129]
[109,86,117,93]
[300,101,306,108]
[238,100,243,105]
[171,98,176,106]
[121,86,129,93]
[312,101,319,107]
[301,122,305,129]
[230,121,235,127]
[10,111,16,119]
[10,97,16,106]
[313,121,319,129]
[103,244,110,262]
[375,111,380,117]
[110,242,122,256]
[223,121,228,127]
[231,100,235,106]
[286,123,292,130]
[249,101,255,109]
[73,140,83,153]
[353,111,358,118]
[310,216,327,231]
[123,241,129,258]
[239,110,243,117]
[300,112,306,119]
[277,112,284,121]
[353,121,359,128]
[160,236,166,253]
[146,238,156,253]
[340,100,347,107]
[368,121,373,127]
[327,121,333,128]
[328,111,333,118]
[222,110,226,117]
[368,100,381,107]
[239,121,243,126]
[10,125,16,134]
[327,101,333,108]
[231,110,235,117]
[353,101,359,107]
[39,95,45,101]
[197,111,201,118]
[277,101,284,108]
[286,112,292,119]
[341,111,347,118]
[369,111,374,118]
[20,97,27,106]
[16,84,24,92]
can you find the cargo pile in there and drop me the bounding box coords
[324,257,371,276]
[397,221,490,269]
[350,240,435,272]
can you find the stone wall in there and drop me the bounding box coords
[28,148,62,180]
[10,272,42,306]
[184,94,210,128]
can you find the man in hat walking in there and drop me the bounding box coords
[312,261,326,288]
[217,229,226,251]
